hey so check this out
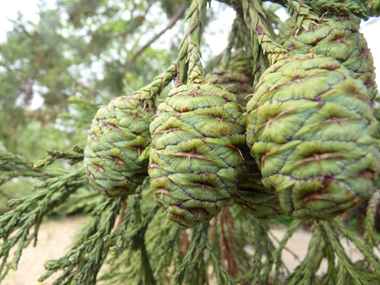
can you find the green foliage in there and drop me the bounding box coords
[0,0,380,284]
[0,168,87,282]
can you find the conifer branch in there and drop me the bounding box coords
[132,62,177,101]
[364,197,379,250]
[132,0,208,102]
[177,0,209,83]
[283,0,320,31]
[40,197,121,284]
[34,148,84,169]
[320,220,378,283]
[206,237,237,285]
[311,0,369,19]
[146,210,181,283]
[270,0,370,26]
[170,225,207,284]
[41,177,159,285]
[0,146,51,186]
[130,4,187,62]
[285,226,322,284]
[362,0,380,16]
[320,221,338,284]
[234,219,273,282]
[226,13,269,88]
[333,218,380,274]
[132,0,209,102]
[98,201,162,284]
[70,74,110,98]
[220,16,240,70]
[241,217,265,284]
[221,15,253,70]
[261,219,301,283]
[56,190,101,214]
[0,168,87,282]
[243,0,287,64]
[172,223,235,285]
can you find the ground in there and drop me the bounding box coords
[2,217,373,284]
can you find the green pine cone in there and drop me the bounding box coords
[233,154,285,219]
[84,96,154,197]
[284,16,377,101]
[246,54,380,220]
[225,49,254,75]
[205,49,254,106]
[149,83,247,228]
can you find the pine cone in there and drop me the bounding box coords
[246,54,380,220]
[205,49,254,106]
[149,83,247,228]
[84,96,154,197]
[206,50,284,219]
[233,154,285,219]
[284,16,377,102]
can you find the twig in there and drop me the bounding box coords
[180,230,190,256]
[69,73,109,98]
[115,196,128,230]
[219,207,237,277]
[34,149,84,169]
[106,0,156,40]
[130,4,187,63]
[269,230,301,263]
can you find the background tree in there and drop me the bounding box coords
[0,0,200,212]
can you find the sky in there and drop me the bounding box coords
[0,1,379,108]
[0,1,54,42]
[1,1,379,56]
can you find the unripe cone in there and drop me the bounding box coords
[149,83,247,228]
[206,50,284,219]
[284,16,377,101]
[205,49,254,106]
[84,96,154,197]
[233,154,285,219]
[246,54,380,220]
